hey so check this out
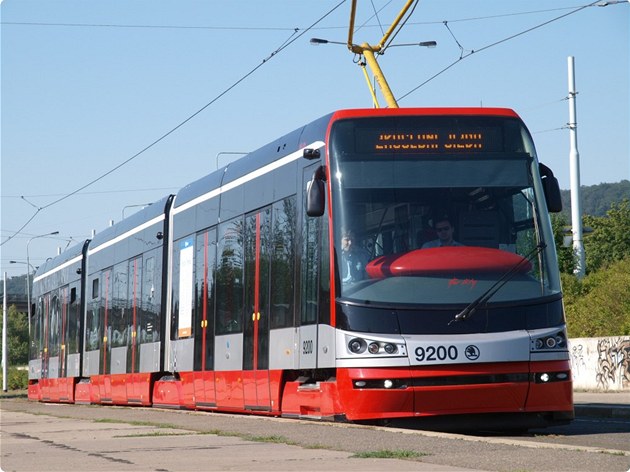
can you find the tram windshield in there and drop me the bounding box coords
[329,115,561,307]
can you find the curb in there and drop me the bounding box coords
[574,404,630,419]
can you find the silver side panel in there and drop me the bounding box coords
[48,356,60,379]
[110,346,128,374]
[317,324,336,368]
[84,350,100,376]
[67,353,81,377]
[169,338,194,372]
[140,341,161,372]
[268,328,298,370]
[29,359,42,380]
[215,334,243,371]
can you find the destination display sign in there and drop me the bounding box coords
[355,127,503,154]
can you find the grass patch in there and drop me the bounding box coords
[351,449,427,460]
[243,434,299,446]
[115,431,198,438]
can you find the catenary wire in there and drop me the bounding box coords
[397,0,605,103]
[0,0,346,247]
[0,5,601,31]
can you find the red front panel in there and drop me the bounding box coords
[526,360,573,413]
[411,362,529,416]
[336,361,571,421]
[336,367,414,420]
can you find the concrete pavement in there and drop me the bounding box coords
[573,391,630,418]
[0,392,630,472]
[1,392,629,472]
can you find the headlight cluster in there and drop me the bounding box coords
[347,337,400,356]
[532,331,567,350]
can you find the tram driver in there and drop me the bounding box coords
[421,216,463,248]
[341,229,370,284]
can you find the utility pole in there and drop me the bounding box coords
[568,56,585,279]
[3,271,8,392]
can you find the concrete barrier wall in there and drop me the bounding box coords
[569,336,630,391]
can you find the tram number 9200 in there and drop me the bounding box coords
[414,345,458,362]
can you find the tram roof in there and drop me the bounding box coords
[173,112,333,210]
[88,194,172,249]
[34,239,88,281]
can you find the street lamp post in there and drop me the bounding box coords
[9,261,35,310]
[25,231,59,338]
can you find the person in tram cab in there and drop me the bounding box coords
[421,216,463,248]
[341,229,370,284]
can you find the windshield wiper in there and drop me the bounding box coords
[448,243,547,325]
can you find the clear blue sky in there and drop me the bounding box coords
[1,0,628,277]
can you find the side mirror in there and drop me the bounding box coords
[303,148,321,160]
[306,166,327,217]
[539,163,562,213]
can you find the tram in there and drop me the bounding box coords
[28,107,573,429]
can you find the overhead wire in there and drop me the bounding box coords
[1,0,347,247]
[0,5,604,31]
[397,0,605,103]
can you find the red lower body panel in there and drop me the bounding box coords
[336,361,573,421]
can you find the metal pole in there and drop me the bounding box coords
[568,56,585,278]
[362,46,399,108]
[3,271,8,392]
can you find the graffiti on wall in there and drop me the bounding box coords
[569,336,630,391]
[595,338,630,390]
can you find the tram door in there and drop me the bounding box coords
[243,207,272,410]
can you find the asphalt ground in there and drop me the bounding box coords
[1,391,628,472]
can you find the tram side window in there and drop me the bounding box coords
[128,256,142,347]
[300,185,331,327]
[86,276,100,352]
[270,196,296,329]
[111,262,129,348]
[216,217,244,335]
[67,285,81,354]
[49,292,60,357]
[30,297,43,360]
[141,252,161,344]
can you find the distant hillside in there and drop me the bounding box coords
[560,180,630,218]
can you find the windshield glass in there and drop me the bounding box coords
[330,115,560,307]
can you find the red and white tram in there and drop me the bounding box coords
[29,107,573,429]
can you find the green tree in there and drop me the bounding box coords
[582,199,630,273]
[0,305,29,366]
[562,258,630,337]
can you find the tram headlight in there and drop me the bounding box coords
[348,338,367,354]
[384,343,397,354]
[346,336,404,357]
[383,379,394,389]
[532,330,567,351]
[554,333,566,348]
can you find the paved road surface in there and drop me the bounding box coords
[1,396,628,472]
